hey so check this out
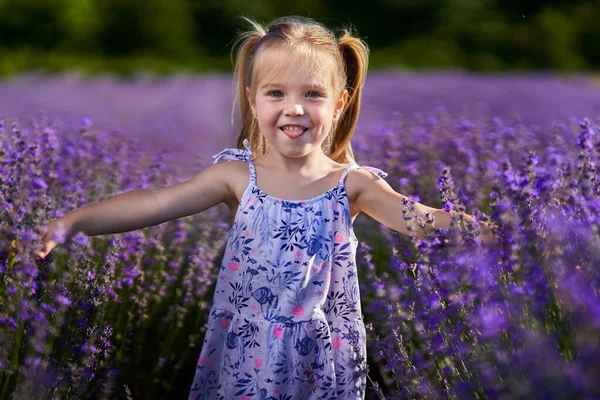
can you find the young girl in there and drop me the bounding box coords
[37,16,496,400]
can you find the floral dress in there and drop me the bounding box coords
[189,139,388,400]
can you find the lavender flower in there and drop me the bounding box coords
[1,72,599,399]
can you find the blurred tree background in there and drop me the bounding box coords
[0,0,598,76]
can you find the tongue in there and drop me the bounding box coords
[283,128,304,139]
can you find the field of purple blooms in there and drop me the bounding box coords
[1,72,600,399]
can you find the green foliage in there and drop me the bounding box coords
[574,3,600,65]
[0,0,598,76]
[94,0,198,58]
[532,6,588,70]
[0,50,225,79]
[0,0,67,50]
[371,37,465,70]
[56,0,101,52]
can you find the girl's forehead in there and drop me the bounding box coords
[253,49,335,90]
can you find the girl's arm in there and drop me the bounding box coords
[352,169,497,245]
[37,162,233,258]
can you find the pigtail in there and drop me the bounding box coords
[231,17,268,157]
[329,30,369,164]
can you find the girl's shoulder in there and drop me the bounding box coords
[213,159,252,204]
[344,166,388,204]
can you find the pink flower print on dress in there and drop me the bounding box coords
[274,326,284,339]
[198,355,206,364]
[220,318,230,328]
[227,262,238,271]
[292,306,304,317]
[332,336,342,349]
[255,358,263,368]
[334,233,344,243]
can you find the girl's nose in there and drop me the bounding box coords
[284,103,304,116]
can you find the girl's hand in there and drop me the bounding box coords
[37,219,74,259]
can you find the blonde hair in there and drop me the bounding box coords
[231,16,369,164]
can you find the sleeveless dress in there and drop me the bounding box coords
[189,139,388,400]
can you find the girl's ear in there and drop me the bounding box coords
[246,87,257,117]
[333,89,349,122]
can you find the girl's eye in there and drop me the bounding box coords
[266,90,323,98]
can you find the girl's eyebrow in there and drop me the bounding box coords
[259,83,328,91]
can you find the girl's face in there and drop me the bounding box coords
[247,55,347,162]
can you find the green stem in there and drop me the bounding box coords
[1,320,24,399]
[193,306,205,333]
[159,320,179,357]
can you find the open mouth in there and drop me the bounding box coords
[280,125,308,139]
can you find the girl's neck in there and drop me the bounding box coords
[259,149,337,176]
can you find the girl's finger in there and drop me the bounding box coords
[37,243,48,259]
[37,244,50,259]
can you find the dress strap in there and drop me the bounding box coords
[339,164,388,184]
[212,138,256,184]
[358,165,388,179]
[339,164,356,184]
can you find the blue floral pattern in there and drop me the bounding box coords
[189,139,388,400]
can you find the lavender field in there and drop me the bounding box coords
[1,72,600,399]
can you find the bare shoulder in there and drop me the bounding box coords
[344,167,386,214]
[209,160,250,204]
